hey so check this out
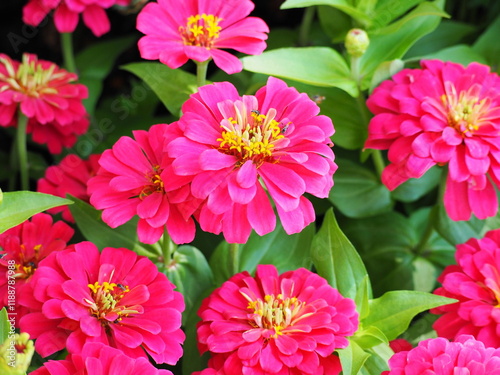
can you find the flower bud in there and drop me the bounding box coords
[345,28,370,57]
[0,332,34,375]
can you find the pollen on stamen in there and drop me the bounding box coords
[179,13,222,49]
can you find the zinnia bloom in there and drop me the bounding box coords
[382,335,500,374]
[196,265,358,375]
[23,0,131,37]
[88,123,200,244]
[136,0,269,74]
[37,153,101,222]
[0,53,89,154]
[167,76,336,243]
[19,241,185,364]
[432,228,500,348]
[32,342,172,375]
[364,60,500,221]
[0,213,74,317]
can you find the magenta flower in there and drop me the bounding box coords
[37,153,101,223]
[19,241,185,364]
[136,0,269,74]
[88,123,200,244]
[32,342,172,375]
[0,53,89,154]
[167,77,336,243]
[364,60,500,221]
[432,228,500,348]
[196,265,358,375]
[382,335,500,374]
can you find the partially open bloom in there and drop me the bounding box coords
[432,228,500,348]
[37,153,101,222]
[167,77,336,243]
[0,213,74,318]
[0,333,34,375]
[197,265,358,375]
[32,342,172,375]
[88,123,200,244]
[0,53,89,154]
[23,0,131,37]
[19,241,185,364]
[382,335,500,374]
[136,0,269,74]
[365,60,500,221]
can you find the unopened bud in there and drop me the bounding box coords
[0,332,34,375]
[345,29,370,57]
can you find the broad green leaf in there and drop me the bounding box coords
[473,14,500,69]
[241,47,358,97]
[352,325,388,349]
[435,204,484,245]
[311,208,372,308]
[337,340,370,375]
[0,191,72,233]
[369,59,404,93]
[359,343,393,374]
[401,312,438,343]
[416,45,489,66]
[371,0,427,29]
[0,308,10,342]
[122,62,199,116]
[391,166,441,203]
[363,290,455,341]
[329,159,393,218]
[317,5,352,43]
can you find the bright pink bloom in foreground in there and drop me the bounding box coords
[88,124,199,244]
[32,342,171,375]
[365,60,500,221]
[167,77,336,243]
[19,241,185,363]
[0,213,73,318]
[0,53,89,154]
[196,265,358,375]
[23,0,131,37]
[382,335,500,374]
[389,338,413,353]
[137,0,269,74]
[37,153,101,223]
[432,229,500,348]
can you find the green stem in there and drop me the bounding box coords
[16,112,29,190]
[229,242,240,276]
[298,6,316,47]
[162,233,176,265]
[8,134,19,191]
[61,32,77,73]
[196,60,210,87]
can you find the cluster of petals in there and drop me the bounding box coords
[0,53,89,154]
[0,213,73,318]
[196,264,358,375]
[382,335,500,374]
[432,228,500,348]
[365,59,500,221]
[167,76,336,243]
[32,342,172,375]
[19,241,185,364]
[23,0,131,37]
[137,0,269,74]
[88,123,199,244]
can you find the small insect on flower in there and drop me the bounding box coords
[312,94,326,104]
[251,109,261,116]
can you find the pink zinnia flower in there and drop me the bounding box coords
[196,265,358,375]
[167,77,336,243]
[23,0,131,37]
[37,153,101,222]
[19,241,185,363]
[389,338,413,353]
[0,213,74,319]
[364,60,500,221]
[88,123,200,244]
[136,0,269,74]
[32,342,172,375]
[0,53,89,154]
[432,228,500,348]
[382,335,500,374]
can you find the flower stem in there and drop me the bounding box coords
[196,60,210,87]
[298,6,316,47]
[162,232,176,265]
[229,242,240,276]
[61,32,77,73]
[16,112,29,190]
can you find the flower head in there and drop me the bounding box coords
[196,265,358,375]
[364,60,500,221]
[432,228,500,348]
[0,333,34,375]
[167,77,336,243]
[136,0,269,74]
[382,335,500,374]
[37,153,101,222]
[0,53,89,154]
[19,241,185,364]
[88,123,200,244]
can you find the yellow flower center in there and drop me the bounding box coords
[180,13,222,48]
[139,165,164,199]
[13,244,42,280]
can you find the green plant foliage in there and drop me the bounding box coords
[0,308,9,342]
[337,340,370,375]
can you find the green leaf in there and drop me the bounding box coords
[435,204,485,245]
[0,308,10,342]
[352,325,388,349]
[371,0,427,29]
[0,191,72,233]
[241,47,358,97]
[359,343,393,374]
[337,340,370,375]
[415,44,489,66]
[369,59,404,93]
[329,159,393,218]
[391,165,441,203]
[363,290,455,341]
[122,62,198,116]
[473,14,500,69]
[317,5,352,43]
